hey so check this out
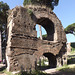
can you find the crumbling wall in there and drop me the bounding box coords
[6,7,37,71]
[6,6,67,72]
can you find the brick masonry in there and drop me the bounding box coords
[6,6,67,72]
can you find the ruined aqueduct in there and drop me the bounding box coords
[6,6,67,72]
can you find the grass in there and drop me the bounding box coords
[57,64,75,73]
[0,69,13,75]
[70,50,75,54]
[15,70,47,75]
[59,47,75,74]
[0,69,47,75]
[0,65,75,75]
[67,48,75,64]
[57,65,69,71]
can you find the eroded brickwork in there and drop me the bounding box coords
[6,6,67,72]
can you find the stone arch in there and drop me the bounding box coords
[6,6,67,72]
[36,17,55,41]
[43,53,57,68]
[32,10,66,42]
[34,47,57,68]
[34,44,58,60]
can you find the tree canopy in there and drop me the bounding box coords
[64,23,75,35]
[23,0,59,10]
[0,1,9,59]
[0,1,9,27]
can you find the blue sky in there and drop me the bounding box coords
[0,0,75,43]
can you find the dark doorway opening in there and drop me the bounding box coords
[37,52,57,70]
[44,53,57,68]
[36,17,55,41]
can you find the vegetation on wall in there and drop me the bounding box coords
[27,9,33,15]
[23,0,59,10]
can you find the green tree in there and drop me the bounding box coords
[0,1,9,25]
[0,1,9,59]
[64,23,75,35]
[23,0,59,10]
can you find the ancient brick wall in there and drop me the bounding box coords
[6,6,67,72]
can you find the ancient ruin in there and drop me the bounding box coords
[67,43,71,54]
[6,5,67,72]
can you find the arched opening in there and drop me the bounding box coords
[36,24,47,39]
[36,55,49,70]
[43,53,57,68]
[36,17,55,41]
[36,52,57,70]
